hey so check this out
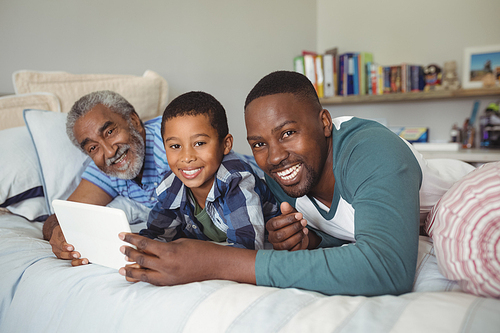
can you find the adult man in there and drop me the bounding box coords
[119,71,425,296]
[44,90,170,265]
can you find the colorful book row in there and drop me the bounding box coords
[294,49,426,98]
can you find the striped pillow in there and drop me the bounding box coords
[425,162,500,298]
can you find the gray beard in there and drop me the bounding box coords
[101,123,145,180]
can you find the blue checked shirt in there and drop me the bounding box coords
[140,151,280,250]
[81,116,170,208]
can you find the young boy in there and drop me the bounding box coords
[140,91,279,250]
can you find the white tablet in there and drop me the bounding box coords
[52,199,134,270]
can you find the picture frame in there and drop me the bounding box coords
[463,45,500,89]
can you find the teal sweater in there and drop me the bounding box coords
[255,117,422,296]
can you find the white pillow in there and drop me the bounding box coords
[0,92,60,130]
[14,70,168,120]
[24,109,91,215]
[0,126,48,220]
[106,196,150,233]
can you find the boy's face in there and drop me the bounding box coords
[162,114,232,199]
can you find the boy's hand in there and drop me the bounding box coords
[48,225,89,266]
[266,202,320,251]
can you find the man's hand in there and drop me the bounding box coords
[44,179,113,266]
[48,224,89,266]
[267,202,320,251]
[118,233,256,286]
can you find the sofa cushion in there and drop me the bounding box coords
[0,93,60,130]
[13,70,168,120]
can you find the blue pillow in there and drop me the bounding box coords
[24,109,90,215]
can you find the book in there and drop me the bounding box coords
[401,63,408,93]
[302,51,317,93]
[324,47,338,97]
[338,54,345,96]
[410,65,425,92]
[366,61,372,94]
[323,53,335,97]
[390,66,402,93]
[346,53,355,96]
[353,54,359,95]
[370,63,378,95]
[377,65,383,95]
[359,52,373,95]
[395,127,429,143]
[315,54,324,98]
[294,56,305,75]
[383,67,391,94]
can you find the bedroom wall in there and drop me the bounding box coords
[317,0,500,143]
[2,0,499,152]
[0,0,316,154]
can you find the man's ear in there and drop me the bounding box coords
[222,134,233,155]
[130,112,145,135]
[319,109,333,138]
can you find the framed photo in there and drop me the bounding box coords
[463,45,500,88]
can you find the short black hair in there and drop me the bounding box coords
[161,91,229,141]
[244,70,321,111]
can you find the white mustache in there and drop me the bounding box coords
[106,144,130,166]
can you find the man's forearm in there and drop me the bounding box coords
[216,246,257,284]
[42,214,59,240]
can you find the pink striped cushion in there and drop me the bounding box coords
[425,162,500,298]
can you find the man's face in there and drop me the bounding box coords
[245,93,331,198]
[73,104,145,180]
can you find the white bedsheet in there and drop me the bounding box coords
[1,212,499,333]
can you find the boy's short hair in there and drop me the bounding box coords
[161,91,229,141]
[244,70,322,112]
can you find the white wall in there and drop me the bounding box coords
[3,0,499,149]
[317,0,500,143]
[0,0,316,154]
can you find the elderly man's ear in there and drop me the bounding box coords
[130,112,145,135]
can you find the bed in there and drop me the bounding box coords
[1,70,499,332]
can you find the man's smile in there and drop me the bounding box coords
[107,147,130,170]
[113,152,127,165]
[275,163,302,182]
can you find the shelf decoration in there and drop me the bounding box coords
[462,45,500,89]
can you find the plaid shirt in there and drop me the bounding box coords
[140,151,279,250]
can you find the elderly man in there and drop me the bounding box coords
[43,90,170,265]
[118,71,430,296]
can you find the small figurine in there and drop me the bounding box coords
[482,72,496,88]
[441,61,460,90]
[423,64,442,91]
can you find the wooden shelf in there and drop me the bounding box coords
[320,87,500,105]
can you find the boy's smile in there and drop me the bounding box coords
[163,114,232,206]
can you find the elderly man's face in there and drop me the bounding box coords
[245,93,331,198]
[73,104,145,180]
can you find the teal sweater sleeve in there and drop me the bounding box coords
[256,119,421,296]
